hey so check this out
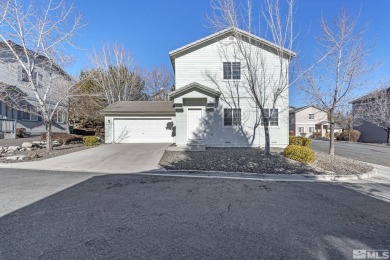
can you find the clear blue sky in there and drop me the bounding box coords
[67,0,390,107]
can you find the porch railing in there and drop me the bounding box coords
[0,119,16,139]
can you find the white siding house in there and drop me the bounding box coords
[103,28,295,149]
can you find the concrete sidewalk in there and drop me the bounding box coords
[341,163,390,202]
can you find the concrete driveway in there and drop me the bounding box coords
[1,143,170,173]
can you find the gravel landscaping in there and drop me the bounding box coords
[0,137,96,163]
[0,137,40,146]
[159,147,374,175]
[311,152,373,175]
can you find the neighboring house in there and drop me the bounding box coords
[289,106,331,137]
[352,88,390,143]
[102,28,295,149]
[0,41,69,138]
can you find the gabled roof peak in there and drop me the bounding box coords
[169,27,296,61]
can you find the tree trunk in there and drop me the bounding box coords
[263,119,271,155]
[329,114,335,155]
[46,122,53,152]
[387,127,390,145]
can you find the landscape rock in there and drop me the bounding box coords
[32,141,42,147]
[18,155,30,161]
[27,151,39,159]
[21,142,33,148]
[52,141,61,147]
[7,146,20,152]
[5,155,19,161]
[5,150,15,155]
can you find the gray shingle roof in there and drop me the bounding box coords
[101,101,175,114]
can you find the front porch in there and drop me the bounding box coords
[314,121,329,138]
[169,82,221,151]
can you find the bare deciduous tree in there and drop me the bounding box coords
[206,0,296,154]
[300,9,373,155]
[0,0,83,151]
[143,66,173,101]
[89,44,144,105]
[353,84,390,144]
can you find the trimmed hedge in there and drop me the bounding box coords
[83,136,99,146]
[289,136,312,148]
[283,145,316,164]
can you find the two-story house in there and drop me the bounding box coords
[289,106,331,137]
[0,41,70,138]
[102,28,295,149]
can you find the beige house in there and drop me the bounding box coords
[289,106,329,137]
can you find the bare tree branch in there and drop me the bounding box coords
[300,9,375,155]
[0,0,83,151]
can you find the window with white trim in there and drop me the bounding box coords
[298,127,305,133]
[261,108,279,126]
[53,110,66,124]
[309,127,314,133]
[223,62,241,80]
[224,108,241,126]
[309,114,315,119]
[32,71,44,87]
[18,66,29,82]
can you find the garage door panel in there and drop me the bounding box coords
[113,118,173,143]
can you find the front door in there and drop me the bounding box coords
[187,108,202,140]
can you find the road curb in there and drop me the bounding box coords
[151,167,378,181]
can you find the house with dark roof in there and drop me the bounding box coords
[101,28,295,149]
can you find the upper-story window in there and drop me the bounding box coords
[223,62,241,80]
[32,71,44,87]
[18,66,29,82]
[309,113,315,119]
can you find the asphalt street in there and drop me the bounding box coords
[1,172,389,260]
[311,140,390,167]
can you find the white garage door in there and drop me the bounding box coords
[113,118,173,143]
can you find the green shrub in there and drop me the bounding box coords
[83,136,99,146]
[283,145,316,164]
[289,136,312,147]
